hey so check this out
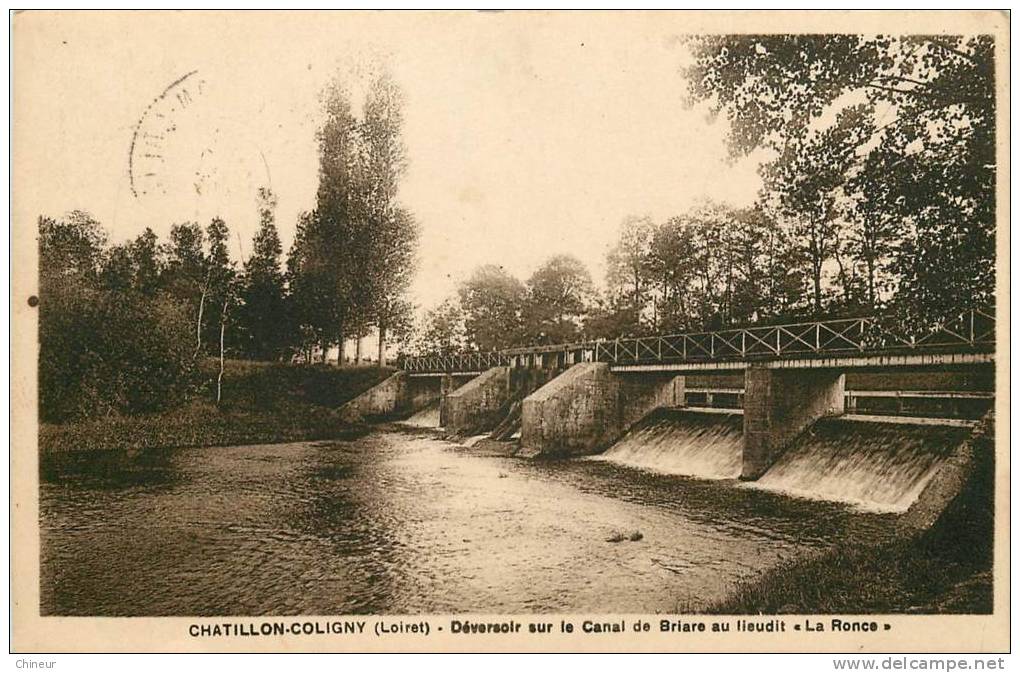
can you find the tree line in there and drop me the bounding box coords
[409,34,996,356]
[39,70,417,422]
[39,36,996,416]
[406,203,797,355]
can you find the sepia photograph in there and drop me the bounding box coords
[9,9,1009,654]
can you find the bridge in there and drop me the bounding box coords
[400,307,995,374]
[345,307,995,481]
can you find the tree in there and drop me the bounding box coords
[290,69,418,365]
[161,222,208,356]
[38,213,194,421]
[760,105,875,311]
[458,265,527,350]
[287,210,332,361]
[39,211,106,289]
[525,254,595,344]
[238,189,290,360]
[605,215,655,331]
[411,298,466,356]
[358,73,418,367]
[645,215,698,331]
[685,34,996,326]
[309,76,366,358]
[584,292,643,340]
[203,217,235,351]
[129,228,164,297]
[366,204,417,366]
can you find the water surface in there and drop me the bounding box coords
[41,431,895,615]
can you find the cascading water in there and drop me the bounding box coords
[752,418,972,512]
[595,409,744,479]
[401,402,441,428]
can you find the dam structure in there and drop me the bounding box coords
[346,307,995,509]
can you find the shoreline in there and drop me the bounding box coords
[38,361,395,454]
[39,406,372,454]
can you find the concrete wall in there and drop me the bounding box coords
[741,366,845,480]
[342,372,476,422]
[438,374,475,427]
[341,371,410,420]
[520,363,685,457]
[520,363,619,457]
[899,412,994,533]
[444,367,511,435]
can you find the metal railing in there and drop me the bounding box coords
[400,350,509,373]
[400,307,995,373]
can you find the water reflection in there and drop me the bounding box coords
[40,432,896,616]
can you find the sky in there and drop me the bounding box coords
[14,11,765,313]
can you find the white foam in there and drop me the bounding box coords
[594,410,744,480]
[749,419,970,512]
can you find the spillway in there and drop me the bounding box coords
[752,418,972,512]
[401,402,441,428]
[595,409,744,480]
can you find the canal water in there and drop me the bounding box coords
[40,430,896,616]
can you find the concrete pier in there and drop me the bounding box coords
[741,366,845,480]
[444,367,512,435]
[341,371,411,420]
[520,363,684,457]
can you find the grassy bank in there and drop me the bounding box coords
[703,537,992,615]
[40,360,395,453]
[704,423,995,615]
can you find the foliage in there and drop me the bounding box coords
[525,254,595,344]
[237,188,291,360]
[684,34,996,328]
[39,361,393,453]
[201,216,235,351]
[458,265,528,350]
[39,213,196,422]
[605,215,655,320]
[287,69,418,362]
[411,298,466,356]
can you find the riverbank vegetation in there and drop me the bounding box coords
[39,66,416,434]
[39,361,393,453]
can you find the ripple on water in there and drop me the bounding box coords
[40,432,896,615]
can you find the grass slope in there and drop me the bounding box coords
[40,360,394,453]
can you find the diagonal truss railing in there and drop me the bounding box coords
[400,307,996,373]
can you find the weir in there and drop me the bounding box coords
[340,370,476,422]
[391,307,995,510]
[519,362,684,457]
[750,417,973,511]
[594,408,744,480]
[344,364,564,435]
[445,366,562,436]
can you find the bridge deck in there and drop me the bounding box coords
[401,308,995,374]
